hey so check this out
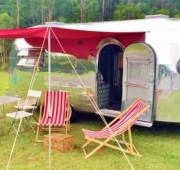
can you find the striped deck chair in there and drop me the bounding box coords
[35,90,71,142]
[82,99,150,158]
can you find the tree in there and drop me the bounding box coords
[0,13,13,70]
[69,0,81,22]
[80,0,85,22]
[156,8,170,16]
[69,0,100,23]
[112,3,144,20]
[2,0,180,26]
[16,0,19,28]
[54,0,72,23]
[98,0,120,21]
[84,0,100,22]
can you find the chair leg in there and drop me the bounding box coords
[16,116,35,134]
[32,115,38,122]
[117,128,141,156]
[65,120,68,135]
[7,117,22,136]
[8,122,14,134]
[35,125,43,142]
[67,119,70,132]
[128,128,133,153]
[82,137,113,159]
[64,118,70,135]
[127,128,141,156]
[35,105,43,142]
[82,140,93,158]
[8,119,17,134]
[82,132,142,158]
[25,117,35,133]
[35,125,40,142]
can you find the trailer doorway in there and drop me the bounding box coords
[97,44,123,112]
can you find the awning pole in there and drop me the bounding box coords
[48,26,52,170]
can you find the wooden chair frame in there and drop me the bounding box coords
[82,99,150,158]
[35,90,71,143]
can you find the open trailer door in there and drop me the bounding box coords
[122,43,156,127]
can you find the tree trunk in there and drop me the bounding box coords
[16,0,20,28]
[102,0,105,21]
[48,9,52,22]
[81,0,86,22]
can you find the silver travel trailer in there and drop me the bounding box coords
[10,15,180,127]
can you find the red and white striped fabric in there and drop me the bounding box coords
[40,91,67,126]
[82,99,147,139]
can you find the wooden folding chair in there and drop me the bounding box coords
[82,99,150,158]
[35,90,71,142]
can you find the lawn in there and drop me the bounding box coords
[0,72,9,95]
[0,71,180,170]
[0,115,180,170]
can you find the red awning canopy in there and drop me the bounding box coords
[0,26,145,59]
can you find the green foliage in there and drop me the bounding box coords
[0,71,9,95]
[83,0,100,22]
[156,8,170,16]
[0,13,14,68]
[0,0,180,27]
[112,3,145,20]
[0,62,8,71]
[69,0,81,22]
[0,13,13,28]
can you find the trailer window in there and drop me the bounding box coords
[127,60,148,85]
[177,59,180,74]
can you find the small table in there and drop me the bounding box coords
[0,96,22,135]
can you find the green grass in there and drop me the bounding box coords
[1,116,180,170]
[0,71,180,170]
[0,72,9,95]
